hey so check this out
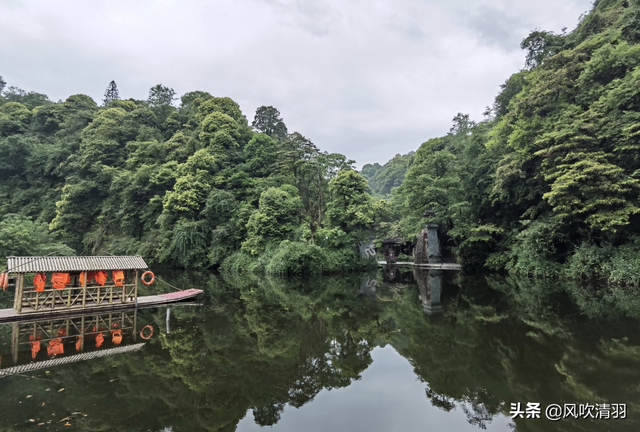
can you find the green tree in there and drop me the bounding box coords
[242,186,302,254]
[103,80,120,105]
[325,170,375,232]
[148,84,176,107]
[252,105,288,140]
[520,29,566,69]
[361,152,413,197]
[1,86,51,109]
[244,133,278,177]
[0,102,31,136]
[0,214,74,266]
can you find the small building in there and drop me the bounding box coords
[381,237,413,263]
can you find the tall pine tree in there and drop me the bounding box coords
[103,80,119,105]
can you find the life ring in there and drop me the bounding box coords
[140,325,154,340]
[141,271,155,285]
[0,272,6,291]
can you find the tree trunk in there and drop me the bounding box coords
[317,167,324,225]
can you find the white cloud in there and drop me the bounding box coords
[0,0,593,167]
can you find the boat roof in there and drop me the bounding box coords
[0,343,145,377]
[5,256,148,273]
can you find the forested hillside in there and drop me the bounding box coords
[380,0,640,283]
[361,152,413,198]
[2,0,640,283]
[0,80,384,274]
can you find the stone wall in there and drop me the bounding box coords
[414,228,429,264]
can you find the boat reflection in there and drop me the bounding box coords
[0,310,145,377]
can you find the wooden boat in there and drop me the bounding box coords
[0,255,203,323]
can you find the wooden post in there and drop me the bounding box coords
[81,271,87,309]
[11,322,19,364]
[134,269,139,302]
[133,307,137,341]
[15,274,24,315]
[12,273,17,310]
[80,315,85,352]
[66,280,72,308]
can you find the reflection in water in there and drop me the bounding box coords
[359,275,377,297]
[0,310,142,376]
[0,271,639,431]
[415,268,443,316]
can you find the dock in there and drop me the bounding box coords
[377,261,462,270]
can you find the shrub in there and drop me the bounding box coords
[564,243,614,280]
[322,247,377,273]
[265,241,325,275]
[564,241,640,286]
[220,252,256,274]
[504,220,563,277]
[603,244,640,286]
[221,240,377,276]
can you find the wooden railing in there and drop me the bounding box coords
[17,311,135,341]
[7,311,137,365]
[14,270,139,314]
[18,283,137,314]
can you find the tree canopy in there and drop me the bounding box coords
[369,0,640,281]
[0,81,381,274]
[2,0,640,283]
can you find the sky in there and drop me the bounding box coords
[0,0,594,168]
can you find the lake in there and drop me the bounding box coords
[0,267,638,431]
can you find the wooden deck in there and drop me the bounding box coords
[0,289,203,324]
[378,261,462,270]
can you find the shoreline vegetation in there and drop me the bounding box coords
[2,0,640,286]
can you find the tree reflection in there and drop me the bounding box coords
[1,271,640,431]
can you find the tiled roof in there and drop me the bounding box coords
[5,256,148,273]
[382,236,404,244]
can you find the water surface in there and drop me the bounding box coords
[0,268,638,431]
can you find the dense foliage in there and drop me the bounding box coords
[3,0,640,283]
[376,0,640,283]
[0,81,383,274]
[361,152,413,198]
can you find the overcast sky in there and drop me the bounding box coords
[0,0,593,168]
